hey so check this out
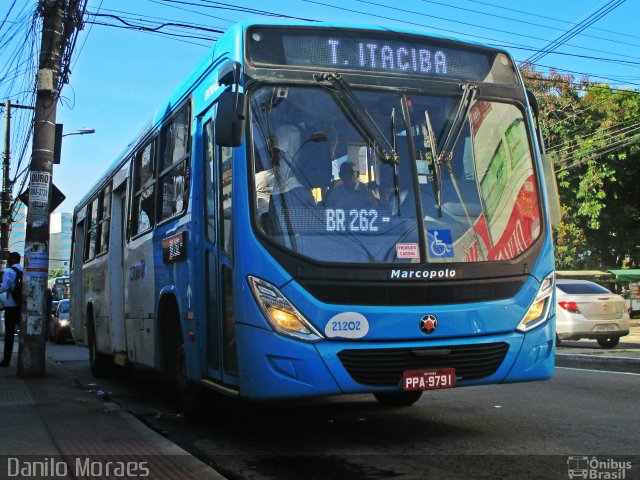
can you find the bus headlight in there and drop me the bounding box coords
[517,272,554,332]
[248,276,323,342]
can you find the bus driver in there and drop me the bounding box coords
[325,161,378,209]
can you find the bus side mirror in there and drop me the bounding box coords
[215,91,246,147]
[527,90,562,226]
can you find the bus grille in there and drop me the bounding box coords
[337,342,509,387]
[298,278,525,306]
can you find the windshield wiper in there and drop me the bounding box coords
[390,107,401,215]
[423,83,486,260]
[314,72,399,165]
[424,83,477,216]
[439,83,477,164]
[423,109,441,217]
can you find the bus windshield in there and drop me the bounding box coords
[49,276,71,301]
[250,84,540,264]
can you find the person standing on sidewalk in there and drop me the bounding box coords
[0,252,23,367]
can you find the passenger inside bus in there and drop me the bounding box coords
[262,123,317,234]
[324,161,378,209]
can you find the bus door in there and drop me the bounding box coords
[71,214,86,342]
[201,107,238,386]
[109,180,127,353]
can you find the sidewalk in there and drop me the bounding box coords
[0,351,224,479]
[554,321,640,373]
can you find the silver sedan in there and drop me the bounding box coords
[556,279,630,349]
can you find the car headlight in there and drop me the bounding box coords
[248,276,323,342]
[517,272,554,332]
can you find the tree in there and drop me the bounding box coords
[522,67,640,269]
[48,268,67,279]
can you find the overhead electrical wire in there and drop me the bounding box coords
[521,73,640,92]
[556,134,640,173]
[465,0,640,41]
[146,0,235,24]
[70,0,103,73]
[88,12,224,35]
[156,0,316,22]
[353,0,640,65]
[0,3,38,202]
[524,0,625,64]
[554,122,640,159]
[550,122,640,156]
[548,115,640,150]
[97,7,228,32]
[421,0,640,51]
[84,18,219,45]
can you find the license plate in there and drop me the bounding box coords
[402,368,456,391]
[595,325,614,332]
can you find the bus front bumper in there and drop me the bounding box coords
[235,320,555,400]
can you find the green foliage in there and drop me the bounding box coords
[48,268,67,279]
[522,67,640,269]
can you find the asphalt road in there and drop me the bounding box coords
[46,342,640,480]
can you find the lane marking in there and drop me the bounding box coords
[556,366,640,376]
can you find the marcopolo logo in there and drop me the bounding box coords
[567,456,632,480]
[390,268,456,280]
[419,314,438,335]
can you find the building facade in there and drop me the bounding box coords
[49,212,73,273]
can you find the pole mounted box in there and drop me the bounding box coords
[37,68,55,92]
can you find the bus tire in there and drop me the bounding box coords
[373,390,423,407]
[159,298,203,419]
[88,308,113,378]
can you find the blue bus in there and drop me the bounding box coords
[70,22,560,413]
[48,275,70,301]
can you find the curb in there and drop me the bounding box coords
[555,353,640,374]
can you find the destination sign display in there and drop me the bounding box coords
[247,27,517,84]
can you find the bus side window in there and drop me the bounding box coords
[204,121,216,242]
[130,140,156,236]
[159,105,191,221]
[84,199,98,261]
[219,146,233,255]
[98,185,111,254]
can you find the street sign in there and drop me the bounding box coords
[18,183,66,213]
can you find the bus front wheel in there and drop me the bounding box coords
[373,390,423,407]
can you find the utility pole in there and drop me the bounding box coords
[18,0,70,378]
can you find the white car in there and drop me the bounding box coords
[556,279,630,348]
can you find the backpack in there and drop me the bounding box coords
[9,266,23,304]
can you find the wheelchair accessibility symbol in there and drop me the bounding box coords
[428,229,454,258]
